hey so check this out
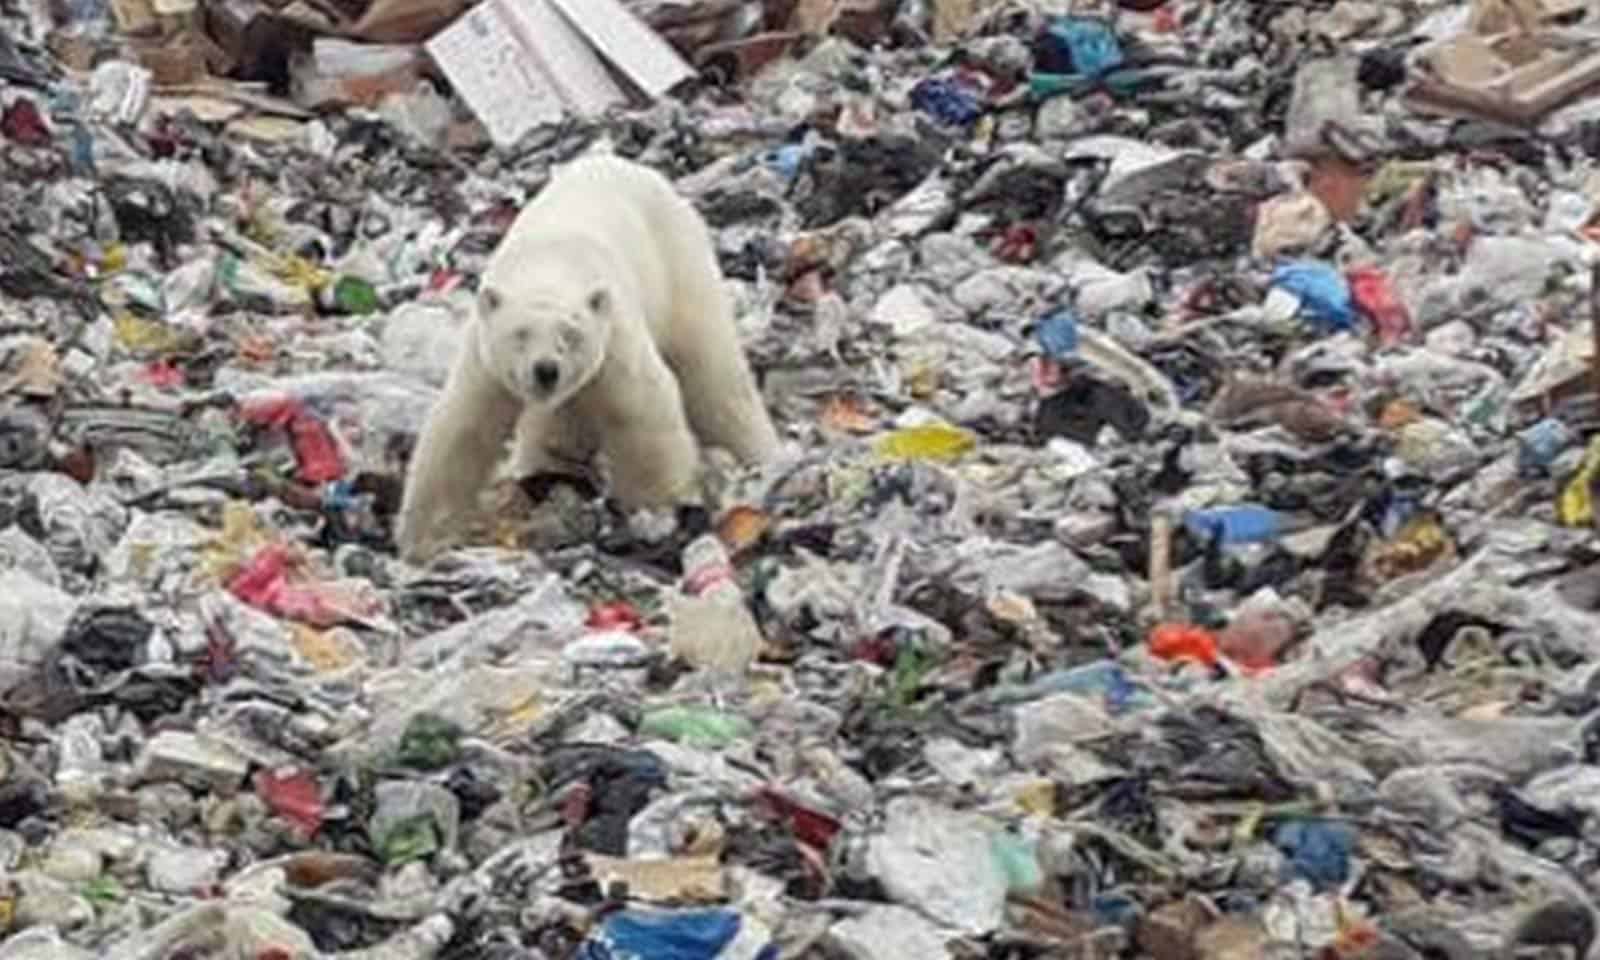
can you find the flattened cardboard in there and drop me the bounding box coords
[509,0,629,116]
[427,0,692,150]
[546,0,695,97]
[1405,28,1600,126]
[425,0,569,148]
[1469,0,1593,34]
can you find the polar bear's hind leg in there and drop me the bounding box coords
[664,266,781,466]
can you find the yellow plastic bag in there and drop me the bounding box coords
[1558,436,1600,526]
[874,423,977,463]
[273,254,331,293]
[113,312,187,354]
[1366,512,1454,580]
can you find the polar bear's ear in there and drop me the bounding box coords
[586,289,611,315]
[479,286,504,315]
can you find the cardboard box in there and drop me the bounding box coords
[425,0,694,150]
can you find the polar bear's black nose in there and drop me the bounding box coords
[533,361,559,392]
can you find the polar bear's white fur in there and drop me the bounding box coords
[394,153,782,562]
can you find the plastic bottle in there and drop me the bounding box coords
[669,535,763,677]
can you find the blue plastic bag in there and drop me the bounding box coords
[1270,261,1356,333]
[1043,17,1125,78]
[1272,819,1354,891]
[756,143,811,182]
[1036,307,1079,359]
[1031,660,1147,714]
[578,909,779,960]
[1518,417,1573,476]
[1182,504,1283,546]
[910,74,984,127]
[1091,892,1141,927]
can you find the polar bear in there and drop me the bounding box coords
[394,152,782,562]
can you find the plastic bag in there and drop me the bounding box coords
[254,767,324,838]
[1183,504,1284,546]
[1035,306,1079,359]
[1270,261,1356,334]
[1148,623,1219,667]
[875,423,978,463]
[1040,17,1125,78]
[220,370,441,477]
[640,706,753,747]
[866,796,1009,935]
[226,543,383,627]
[1557,436,1600,527]
[1272,819,1354,891]
[379,295,470,389]
[236,393,347,483]
[1347,266,1410,345]
[577,908,777,960]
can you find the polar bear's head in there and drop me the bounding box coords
[472,266,612,408]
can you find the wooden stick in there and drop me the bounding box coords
[1149,512,1173,621]
[1590,260,1600,402]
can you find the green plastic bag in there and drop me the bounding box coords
[375,813,440,866]
[990,832,1043,893]
[396,712,464,770]
[639,706,752,747]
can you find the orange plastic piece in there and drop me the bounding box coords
[1147,623,1220,666]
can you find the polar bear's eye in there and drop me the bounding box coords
[559,325,584,351]
[513,327,533,344]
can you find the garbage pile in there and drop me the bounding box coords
[11,0,1600,955]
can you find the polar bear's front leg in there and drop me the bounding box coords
[584,366,703,511]
[395,348,522,562]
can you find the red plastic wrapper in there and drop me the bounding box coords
[1,98,50,146]
[756,786,842,851]
[427,269,462,294]
[560,782,593,828]
[141,361,184,389]
[1030,356,1066,394]
[587,601,644,632]
[1347,266,1411,346]
[237,394,346,483]
[255,767,324,837]
[226,543,375,627]
[848,631,898,667]
[993,223,1039,263]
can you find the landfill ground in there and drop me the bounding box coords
[11,0,1600,957]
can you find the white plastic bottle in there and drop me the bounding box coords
[669,534,763,678]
